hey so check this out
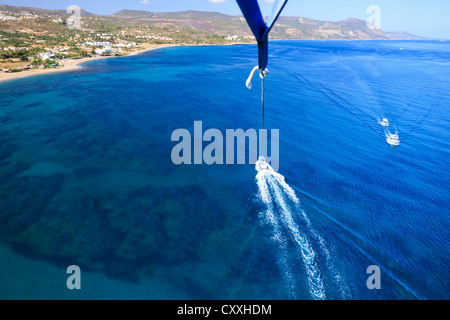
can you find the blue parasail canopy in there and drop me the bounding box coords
[236,0,288,71]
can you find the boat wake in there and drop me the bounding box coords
[256,170,350,300]
[293,56,437,145]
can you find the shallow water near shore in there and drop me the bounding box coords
[0,41,449,299]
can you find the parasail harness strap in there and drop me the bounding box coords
[246,65,269,129]
[237,0,288,130]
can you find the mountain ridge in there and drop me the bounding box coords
[0,4,429,41]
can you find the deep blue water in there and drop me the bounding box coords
[0,41,449,300]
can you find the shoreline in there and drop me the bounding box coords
[0,43,246,83]
[0,43,176,83]
[0,42,248,84]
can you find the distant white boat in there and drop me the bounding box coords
[255,156,274,172]
[379,118,390,127]
[386,132,400,146]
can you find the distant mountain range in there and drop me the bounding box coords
[0,4,427,41]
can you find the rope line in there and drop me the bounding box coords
[246,65,269,130]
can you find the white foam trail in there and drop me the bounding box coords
[275,176,352,298]
[263,207,298,299]
[256,172,298,299]
[256,171,325,299]
[265,174,326,300]
[298,209,352,299]
[256,171,271,205]
[257,170,353,299]
[270,172,300,204]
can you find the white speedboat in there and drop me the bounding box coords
[386,132,400,146]
[255,156,274,172]
[379,118,390,127]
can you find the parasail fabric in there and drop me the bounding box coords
[236,0,288,71]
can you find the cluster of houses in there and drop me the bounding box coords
[37,52,57,60]
[224,35,242,42]
[223,35,254,42]
[84,41,113,47]
[0,37,138,60]
[82,41,137,55]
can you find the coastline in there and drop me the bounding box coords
[0,43,175,83]
[0,42,248,84]
[1,39,437,84]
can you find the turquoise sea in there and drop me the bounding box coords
[0,41,449,299]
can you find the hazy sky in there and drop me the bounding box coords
[1,0,449,39]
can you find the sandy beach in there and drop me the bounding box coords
[0,44,174,83]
